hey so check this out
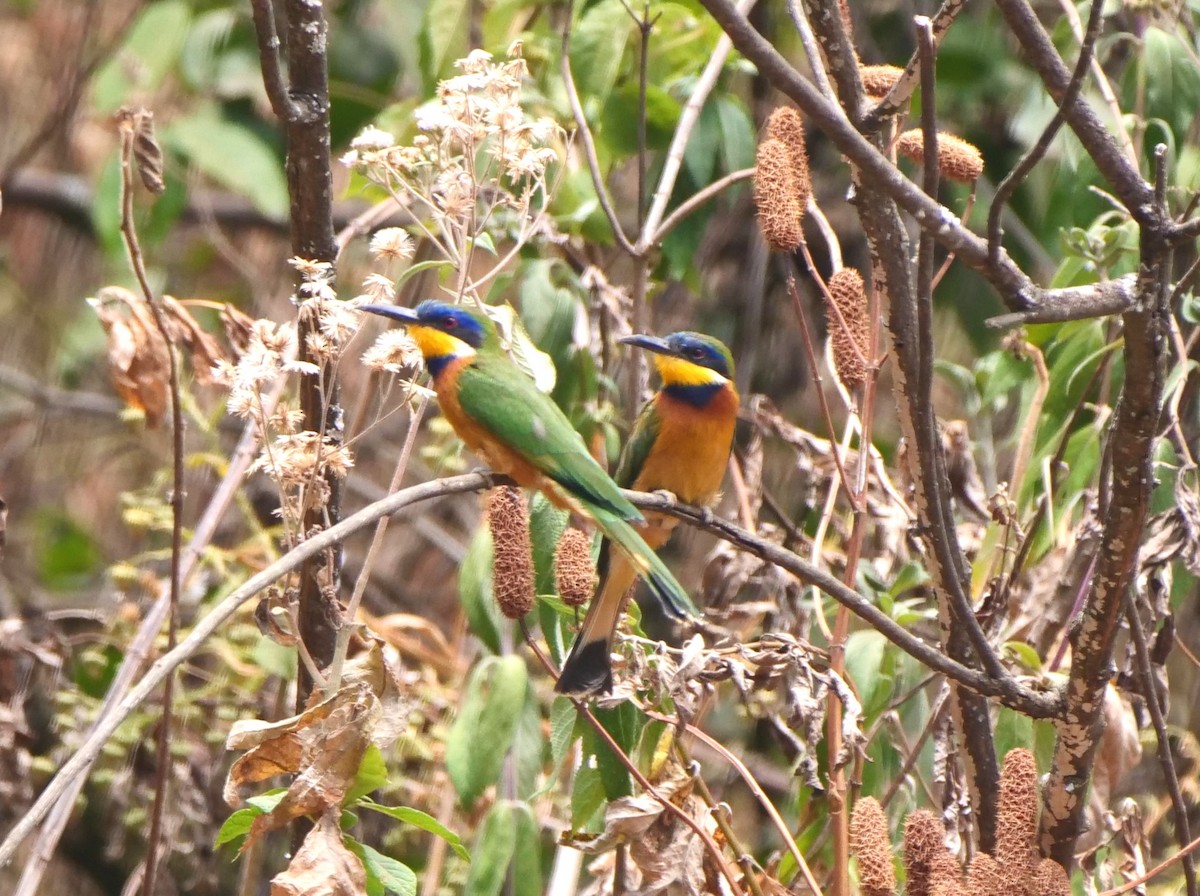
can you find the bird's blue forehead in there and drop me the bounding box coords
[666,333,733,377]
[414,300,488,347]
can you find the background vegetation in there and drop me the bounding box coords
[1,0,1199,893]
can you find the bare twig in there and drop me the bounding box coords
[108,109,188,896]
[987,0,1106,263]
[640,0,756,249]
[559,2,636,257]
[863,0,967,127]
[1125,596,1198,896]
[649,167,754,248]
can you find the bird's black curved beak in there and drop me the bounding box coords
[619,334,675,357]
[361,304,421,326]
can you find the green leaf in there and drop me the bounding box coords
[512,688,546,799]
[1003,640,1043,672]
[360,800,470,861]
[92,1,192,113]
[572,0,633,109]
[715,95,756,173]
[510,803,543,896]
[549,697,580,773]
[528,491,570,600]
[345,744,389,806]
[570,760,608,832]
[419,0,470,89]
[600,83,682,156]
[347,840,418,896]
[844,629,891,720]
[445,656,529,806]
[164,111,288,221]
[458,525,503,654]
[464,802,519,896]
[215,807,258,849]
[216,789,287,849]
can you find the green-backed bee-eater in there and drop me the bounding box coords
[555,332,739,695]
[361,300,695,625]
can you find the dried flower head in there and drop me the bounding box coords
[1030,858,1070,896]
[996,749,1039,888]
[554,528,596,607]
[861,64,904,98]
[362,330,422,373]
[896,130,985,183]
[849,797,896,896]
[903,810,945,896]
[754,139,803,252]
[251,431,354,485]
[825,268,869,390]
[488,487,535,619]
[369,227,414,263]
[765,107,812,211]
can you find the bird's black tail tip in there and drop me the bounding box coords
[555,639,614,696]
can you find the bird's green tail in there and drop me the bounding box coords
[591,508,697,620]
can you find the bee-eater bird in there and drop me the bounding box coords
[360,300,695,626]
[555,331,739,695]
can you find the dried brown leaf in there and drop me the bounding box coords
[225,683,379,849]
[162,295,229,383]
[271,812,366,896]
[89,287,171,426]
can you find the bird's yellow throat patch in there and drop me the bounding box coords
[407,325,476,361]
[654,355,727,387]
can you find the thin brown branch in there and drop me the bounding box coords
[991,0,1160,229]
[863,0,967,127]
[1125,596,1198,896]
[987,0,1106,263]
[112,109,186,896]
[248,0,299,120]
[649,167,754,247]
[559,2,637,257]
[626,490,1058,717]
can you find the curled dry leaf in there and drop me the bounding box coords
[224,681,380,850]
[162,295,229,384]
[89,286,171,426]
[271,811,366,896]
[568,771,707,895]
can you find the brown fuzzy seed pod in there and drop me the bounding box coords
[825,268,869,390]
[754,139,804,252]
[860,64,904,98]
[965,853,1004,896]
[765,107,813,211]
[850,797,897,896]
[487,486,535,619]
[903,810,945,896]
[896,129,985,183]
[928,848,965,896]
[554,527,596,607]
[1030,858,1070,896]
[996,749,1039,891]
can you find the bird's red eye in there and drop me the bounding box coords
[442,316,458,328]
[690,347,704,360]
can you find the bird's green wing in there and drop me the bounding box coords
[613,397,662,488]
[456,354,640,520]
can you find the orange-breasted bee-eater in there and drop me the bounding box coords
[555,331,739,695]
[361,300,695,623]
